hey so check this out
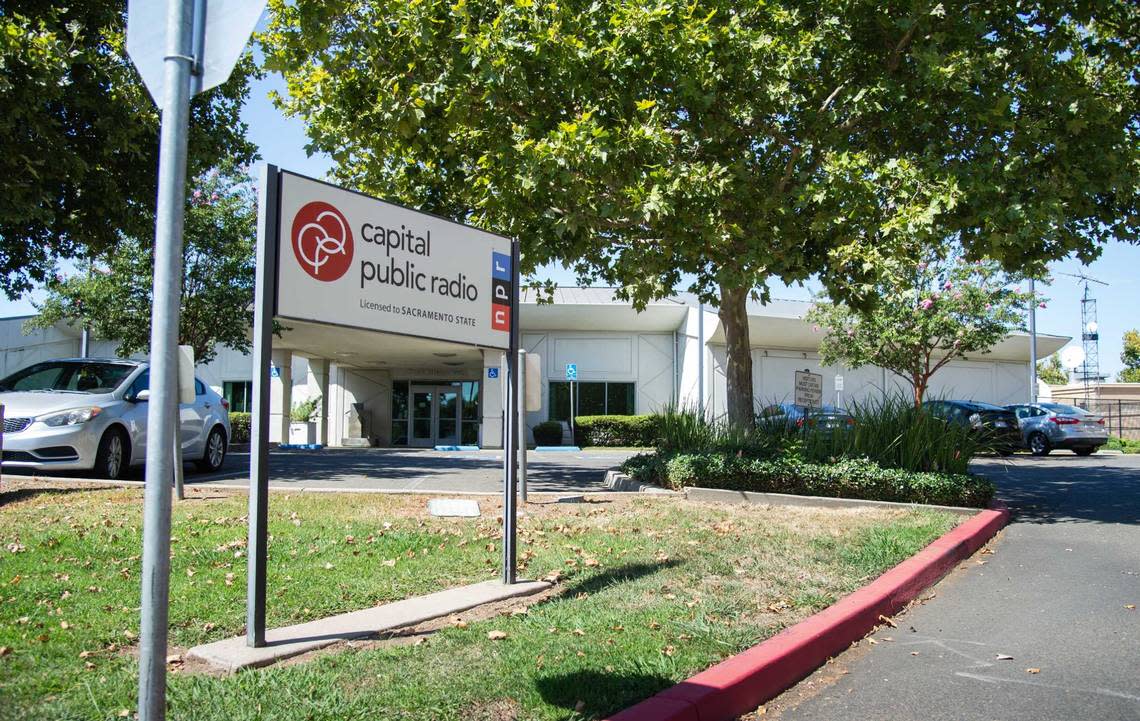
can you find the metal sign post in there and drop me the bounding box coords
[501,241,521,583]
[135,2,194,719]
[246,164,280,647]
[517,349,528,504]
[126,1,265,716]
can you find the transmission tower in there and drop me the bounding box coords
[1060,272,1109,404]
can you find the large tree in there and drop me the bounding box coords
[807,250,1034,406]
[1120,330,1140,383]
[1038,354,1070,386]
[0,1,258,298]
[28,166,259,365]
[262,0,1140,426]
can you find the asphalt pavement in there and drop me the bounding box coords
[767,453,1140,721]
[195,447,640,494]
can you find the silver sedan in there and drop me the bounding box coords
[0,358,230,479]
[1006,402,1108,456]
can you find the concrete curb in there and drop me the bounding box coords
[685,486,981,517]
[604,505,1010,721]
[603,471,677,495]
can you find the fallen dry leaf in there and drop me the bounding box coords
[0,646,10,658]
[1026,668,1041,674]
[878,615,898,628]
[1125,604,1136,610]
[996,654,1014,661]
[487,630,508,641]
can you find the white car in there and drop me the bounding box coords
[0,358,230,479]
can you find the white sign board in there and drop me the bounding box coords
[834,375,844,392]
[525,353,543,411]
[128,0,267,105]
[275,171,513,349]
[177,345,196,404]
[794,370,824,407]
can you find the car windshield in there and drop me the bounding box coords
[1041,403,1087,415]
[0,361,136,394]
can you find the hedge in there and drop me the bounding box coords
[621,451,995,508]
[532,421,564,446]
[573,414,661,447]
[228,412,251,444]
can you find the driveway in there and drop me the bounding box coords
[195,447,640,494]
[765,453,1140,721]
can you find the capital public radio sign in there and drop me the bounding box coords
[275,171,513,349]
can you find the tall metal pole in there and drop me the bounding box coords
[247,164,280,646]
[501,240,520,584]
[698,303,705,417]
[138,0,194,717]
[1029,277,1038,403]
[517,349,528,504]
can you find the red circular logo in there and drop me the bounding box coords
[291,201,353,281]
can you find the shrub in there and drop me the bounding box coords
[621,451,994,507]
[649,451,994,508]
[573,414,661,447]
[290,397,320,423]
[228,412,251,444]
[532,421,564,446]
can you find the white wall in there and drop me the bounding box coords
[520,330,676,429]
[708,344,1032,413]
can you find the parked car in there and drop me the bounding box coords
[1005,402,1107,456]
[922,399,1021,454]
[0,358,230,479]
[757,403,856,432]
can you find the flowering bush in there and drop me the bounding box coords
[807,249,1038,406]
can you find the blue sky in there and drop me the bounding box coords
[3,66,1136,378]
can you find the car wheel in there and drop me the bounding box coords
[197,426,226,472]
[94,428,130,480]
[1073,446,1096,457]
[1028,432,1051,457]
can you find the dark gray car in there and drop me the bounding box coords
[1006,402,1108,456]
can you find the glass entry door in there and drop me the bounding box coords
[409,385,463,447]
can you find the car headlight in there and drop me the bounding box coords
[39,407,103,427]
[968,413,982,428]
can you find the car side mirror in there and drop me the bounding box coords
[133,389,150,402]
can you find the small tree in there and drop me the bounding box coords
[1037,354,1070,386]
[808,250,1035,407]
[1120,330,1140,383]
[28,166,259,365]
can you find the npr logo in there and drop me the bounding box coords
[491,251,512,332]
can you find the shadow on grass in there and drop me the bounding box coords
[535,669,676,718]
[558,559,682,599]
[0,484,106,507]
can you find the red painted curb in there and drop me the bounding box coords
[605,506,1009,721]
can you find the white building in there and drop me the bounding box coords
[0,289,1068,448]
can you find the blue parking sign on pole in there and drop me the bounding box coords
[565,363,577,381]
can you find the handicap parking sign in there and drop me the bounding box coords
[565,363,578,381]
[487,367,500,379]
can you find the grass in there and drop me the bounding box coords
[1106,436,1140,453]
[0,480,957,721]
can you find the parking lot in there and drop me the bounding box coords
[2,447,644,495]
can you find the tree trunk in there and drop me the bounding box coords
[718,284,754,428]
[912,374,927,409]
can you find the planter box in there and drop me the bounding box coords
[289,421,317,445]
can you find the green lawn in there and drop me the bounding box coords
[0,480,957,721]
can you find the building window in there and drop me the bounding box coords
[391,380,409,445]
[223,381,253,413]
[548,381,635,421]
